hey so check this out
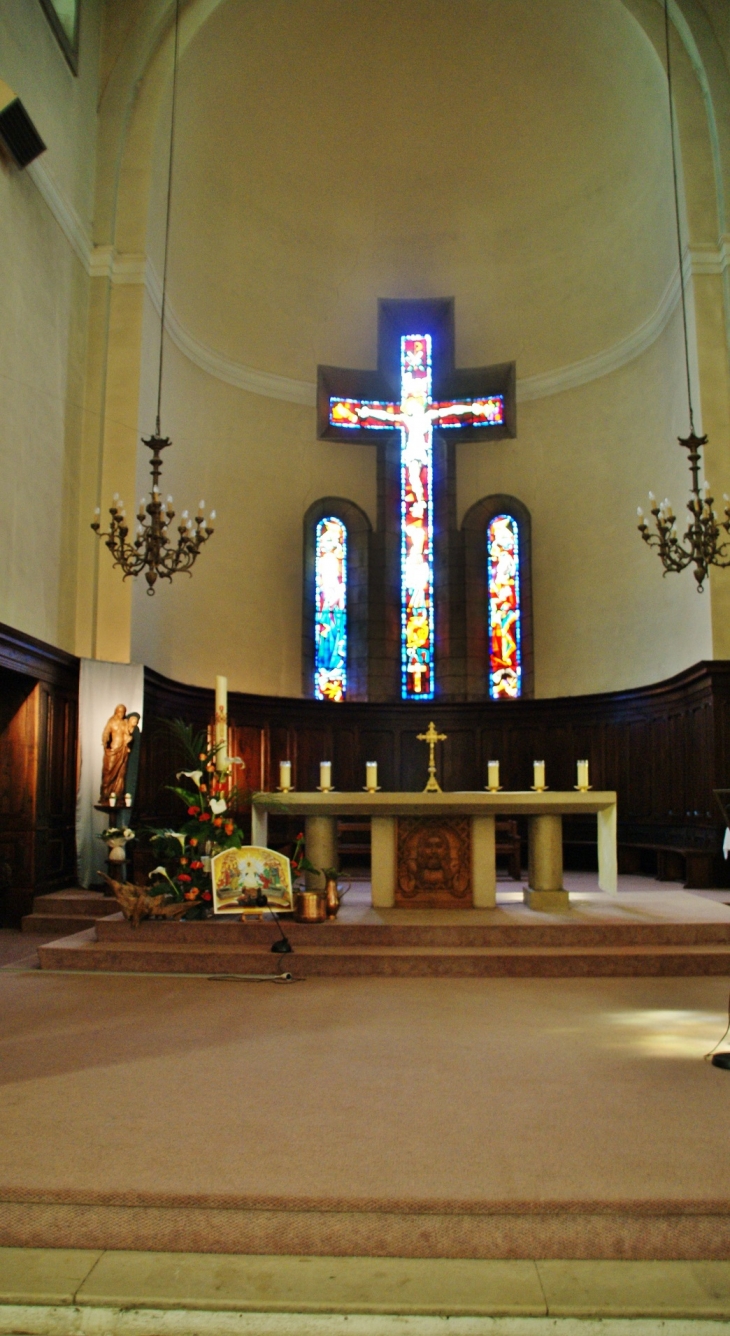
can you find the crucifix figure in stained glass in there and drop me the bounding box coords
[318,299,515,701]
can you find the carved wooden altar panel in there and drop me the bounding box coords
[396,816,471,908]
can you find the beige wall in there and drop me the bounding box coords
[127,0,715,695]
[2,0,728,702]
[0,0,101,650]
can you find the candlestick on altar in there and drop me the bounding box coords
[364,761,380,792]
[278,760,292,792]
[215,675,228,774]
[417,721,447,793]
[575,759,591,791]
[532,760,546,791]
[486,760,501,792]
[318,760,333,792]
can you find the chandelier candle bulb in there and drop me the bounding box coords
[366,761,378,791]
[487,760,500,791]
[215,675,228,774]
[279,760,292,792]
[533,760,546,790]
[577,759,590,790]
[319,761,332,790]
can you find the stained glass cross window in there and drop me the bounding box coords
[319,300,514,700]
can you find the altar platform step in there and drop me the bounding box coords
[21,890,119,936]
[36,889,730,977]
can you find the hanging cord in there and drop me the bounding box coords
[704,988,730,1062]
[155,0,181,437]
[664,0,695,435]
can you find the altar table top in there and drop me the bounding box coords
[251,790,617,818]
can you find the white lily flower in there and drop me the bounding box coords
[177,769,203,787]
[210,797,227,815]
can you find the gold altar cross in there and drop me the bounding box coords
[417,720,448,793]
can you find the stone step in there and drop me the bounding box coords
[95,914,730,949]
[23,891,119,934]
[38,928,730,977]
[32,890,118,914]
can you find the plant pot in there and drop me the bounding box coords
[294,890,327,923]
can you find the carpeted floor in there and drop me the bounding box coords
[1,957,730,1256]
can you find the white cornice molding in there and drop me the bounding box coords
[26,159,92,270]
[689,237,730,275]
[145,258,691,409]
[20,160,715,407]
[517,256,689,403]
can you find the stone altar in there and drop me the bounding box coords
[251,790,618,911]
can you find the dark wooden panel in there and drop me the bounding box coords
[138,659,730,884]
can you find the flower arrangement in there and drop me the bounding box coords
[149,719,247,918]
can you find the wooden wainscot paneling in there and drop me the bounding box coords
[141,660,730,887]
[0,624,79,921]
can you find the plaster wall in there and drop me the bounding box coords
[0,0,101,650]
[128,0,713,696]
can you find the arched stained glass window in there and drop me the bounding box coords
[314,517,347,701]
[487,514,522,699]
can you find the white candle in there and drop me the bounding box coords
[215,675,228,773]
[124,792,132,807]
[280,760,291,790]
[487,760,500,790]
[577,759,589,789]
[366,761,378,790]
[108,793,117,807]
[533,760,545,789]
[320,761,332,789]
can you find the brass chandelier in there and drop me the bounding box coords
[637,0,730,592]
[91,0,215,594]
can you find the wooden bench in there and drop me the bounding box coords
[618,843,716,889]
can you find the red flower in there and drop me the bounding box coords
[190,860,203,871]
[178,873,192,883]
[199,812,211,822]
[188,805,199,816]
[199,783,207,793]
[213,816,223,827]
[180,857,188,865]
[189,837,198,847]
[202,891,212,901]
[224,822,234,836]
[184,890,198,900]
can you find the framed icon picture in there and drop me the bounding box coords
[211,846,294,916]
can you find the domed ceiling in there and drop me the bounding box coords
[152,0,676,385]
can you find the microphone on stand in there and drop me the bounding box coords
[255,889,293,954]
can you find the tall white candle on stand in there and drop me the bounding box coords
[487,760,500,790]
[320,761,332,790]
[366,761,378,791]
[533,760,545,789]
[279,760,292,791]
[577,759,589,789]
[215,675,228,773]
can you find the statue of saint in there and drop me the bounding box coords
[100,704,133,803]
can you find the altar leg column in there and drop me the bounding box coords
[371,816,396,908]
[251,806,268,847]
[525,815,569,912]
[305,817,338,890]
[471,816,496,909]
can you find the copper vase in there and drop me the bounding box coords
[324,875,340,918]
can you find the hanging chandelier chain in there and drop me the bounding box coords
[156,0,181,437]
[637,1,724,592]
[664,0,695,434]
[91,0,215,594]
